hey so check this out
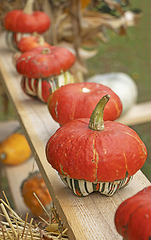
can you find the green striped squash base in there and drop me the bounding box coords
[6,31,30,52]
[6,31,18,52]
[59,174,133,197]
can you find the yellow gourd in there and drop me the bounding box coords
[0,132,31,165]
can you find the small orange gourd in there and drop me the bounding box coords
[0,132,31,165]
[21,171,52,218]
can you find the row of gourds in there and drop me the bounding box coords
[1,1,151,239]
[5,0,139,113]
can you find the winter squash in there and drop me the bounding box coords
[17,33,51,53]
[12,33,51,66]
[0,132,31,165]
[21,171,52,218]
[4,0,51,52]
[87,72,138,115]
[47,82,123,126]
[16,46,75,79]
[16,46,76,102]
[20,72,73,103]
[46,95,147,196]
[115,186,151,240]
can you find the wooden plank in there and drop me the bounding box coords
[117,101,151,126]
[0,31,150,240]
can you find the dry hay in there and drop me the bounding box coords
[0,192,69,240]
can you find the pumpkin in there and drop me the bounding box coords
[47,82,123,126]
[17,33,51,53]
[4,0,51,52]
[12,33,51,66]
[21,171,52,218]
[46,95,147,197]
[87,72,138,115]
[114,186,151,240]
[16,46,75,102]
[0,132,31,165]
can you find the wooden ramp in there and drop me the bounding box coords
[0,32,151,240]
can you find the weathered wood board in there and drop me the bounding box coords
[0,32,151,240]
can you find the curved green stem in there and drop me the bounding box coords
[41,48,51,54]
[33,32,45,45]
[89,94,110,131]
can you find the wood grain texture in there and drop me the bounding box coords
[0,32,150,240]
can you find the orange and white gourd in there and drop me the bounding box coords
[4,0,51,52]
[16,46,76,103]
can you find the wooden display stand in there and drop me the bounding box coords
[0,32,151,240]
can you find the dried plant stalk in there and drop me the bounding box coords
[0,196,69,240]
